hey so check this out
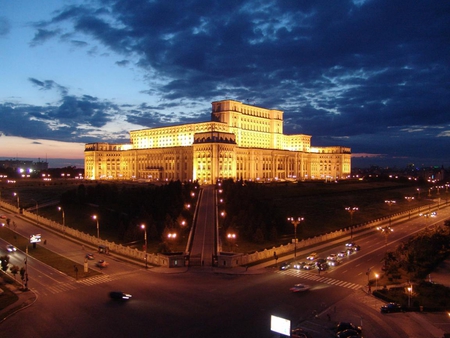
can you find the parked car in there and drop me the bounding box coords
[381,302,403,313]
[280,262,291,270]
[336,322,362,335]
[306,252,317,260]
[109,291,132,301]
[96,260,109,268]
[336,328,362,338]
[6,245,17,252]
[290,283,311,292]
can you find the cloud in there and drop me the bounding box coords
[0,17,10,37]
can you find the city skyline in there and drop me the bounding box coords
[1,0,449,169]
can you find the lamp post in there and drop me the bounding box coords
[407,284,412,308]
[375,273,379,290]
[287,217,304,258]
[405,196,414,219]
[227,233,236,252]
[377,225,393,252]
[384,200,396,226]
[58,207,65,234]
[345,207,358,240]
[92,215,100,239]
[141,224,148,269]
[13,192,20,210]
[31,199,39,225]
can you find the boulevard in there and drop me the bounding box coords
[1,204,450,337]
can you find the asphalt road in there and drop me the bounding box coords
[0,205,449,337]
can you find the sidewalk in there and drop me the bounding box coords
[0,277,37,323]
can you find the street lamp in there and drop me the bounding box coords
[140,224,148,269]
[405,196,414,219]
[227,233,236,252]
[345,207,358,239]
[13,192,20,209]
[58,206,65,234]
[375,273,379,290]
[385,200,396,226]
[407,284,413,308]
[377,225,393,253]
[92,215,100,239]
[287,217,304,258]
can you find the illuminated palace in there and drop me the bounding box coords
[84,99,351,183]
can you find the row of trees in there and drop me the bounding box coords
[383,222,450,280]
[59,181,198,251]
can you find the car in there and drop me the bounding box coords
[337,251,348,258]
[303,262,316,270]
[6,245,17,252]
[0,215,7,219]
[293,261,306,270]
[290,283,311,292]
[96,260,109,268]
[317,262,329,271]
[85,253,94,260]
[315,258,326,266]
[328,258,342,266]
[345,242,356,247]
[109,291,132,301]
[336,322,362,335]
[380,302,403,313]
[336,328,362,338]
[280,262,291,270]
[352,245,361,251]
[327,254,338,261]
[306,252,317,260]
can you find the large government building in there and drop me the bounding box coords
[84,99,351,183]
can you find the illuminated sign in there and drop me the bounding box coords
[270,315,291,336]
[30,234,42,243]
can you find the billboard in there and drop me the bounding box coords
[30,234,42,243]
[270,315,291,336]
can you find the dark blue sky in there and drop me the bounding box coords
[1,0,449,168]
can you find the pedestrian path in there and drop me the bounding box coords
[278,269,362,291]
[39,270,139,295]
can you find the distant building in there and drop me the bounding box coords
[0,159,48,173]
[84,99,351,183]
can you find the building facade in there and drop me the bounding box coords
[84,100,351,183]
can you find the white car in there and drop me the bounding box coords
[328,258,342,266]
[6,245,17,252]
[306,252,317,260]
[326,254,337,261]
[290,283,311,292]
[337,251,348,258]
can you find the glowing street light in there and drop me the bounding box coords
[92,215,100,239]
[385,200,396,226]
[167,232,177,239]
[13,192,20,209]
[227,233,237,252]
[287,217,304,258]
[405,196,414,219]
[375,273,379,290]
[345,207,358,239]
[58,206,65,234]
[140,224,148,269]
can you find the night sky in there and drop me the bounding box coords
[1,0,449,168]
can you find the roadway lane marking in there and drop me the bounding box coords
[278,269,362,290]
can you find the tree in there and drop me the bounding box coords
[9,265,19,279]
[0,255,9,271]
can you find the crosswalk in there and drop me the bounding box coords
[278,269,362,290]
[42,271,138,295]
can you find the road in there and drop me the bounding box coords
[0,203,449,337]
